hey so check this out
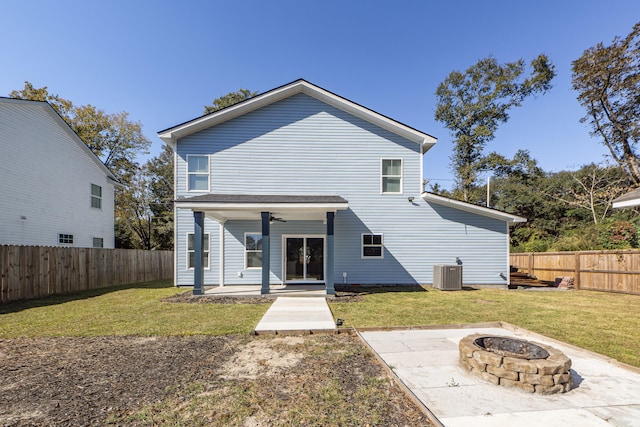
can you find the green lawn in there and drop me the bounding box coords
[1,281,638,367]
[329,286,640,368]
[0,280,268,337]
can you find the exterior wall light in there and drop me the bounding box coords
[408,196,415,203]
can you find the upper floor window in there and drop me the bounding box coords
[91,184,102,209]
[381,159,402,194]
[188,155,209,192]
[187,233,210,269]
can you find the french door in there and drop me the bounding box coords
[284,236,324,282]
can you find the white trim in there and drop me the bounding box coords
[361,232,384,259]
[186,232,210,270]
[219,221,225,286]
[421,192,527,223]
[380,158,403,194]
[158,80,437,153]
[613,198,640,209]
[173,150,178,286]
[244,231,263,270]
[282,234,326,284]
[186,154,210,192]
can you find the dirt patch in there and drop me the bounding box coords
[0,334,431,426]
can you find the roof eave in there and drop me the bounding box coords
[421,192,527,224]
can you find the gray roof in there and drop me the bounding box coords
[177,194,348,204]
[613,187,640,204]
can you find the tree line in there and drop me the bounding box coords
[432,22,640,252]
[7,22,639,252]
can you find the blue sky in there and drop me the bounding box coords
[2,1,639,190]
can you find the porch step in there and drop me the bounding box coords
[254,297,336,333]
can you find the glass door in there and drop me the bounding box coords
[285,237,324,282]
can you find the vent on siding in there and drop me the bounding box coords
[433,265,462,290]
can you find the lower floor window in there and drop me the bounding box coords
[59,233,74,244]
[188,233,210,269]
[362,233,383,258]
[92,237,104,248]
[245,232,263,268]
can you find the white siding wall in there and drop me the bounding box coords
[0,100,115,248]
[174,94,509,286]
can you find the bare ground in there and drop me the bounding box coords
[0,333,431,426]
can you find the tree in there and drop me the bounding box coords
[203,88,258,114]
[145,144,174,250]
[434,55,555,201]
[541,163,629,225]
[572,22,640,185]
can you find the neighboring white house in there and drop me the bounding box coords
[0,97,118,248]
[158,80,525,294]
[612,187,640,209]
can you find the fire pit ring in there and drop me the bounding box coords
[459,334,572,394]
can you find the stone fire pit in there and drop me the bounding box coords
[459,334,573,394]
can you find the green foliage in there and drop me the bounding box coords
[572,22,640,185]
[597,219,639,249]
[203,88,257,114]
[434,55,555,201]
[146,144,174,250]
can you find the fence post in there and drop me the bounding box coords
[574,252,580,290]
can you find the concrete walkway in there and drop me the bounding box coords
[359,326,640,427]
[254,297,336,333]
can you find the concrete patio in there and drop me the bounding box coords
[203,284,328,297]
[359,325,640,427]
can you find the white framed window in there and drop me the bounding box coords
[59,233,74,244]
[381,159,402,194]
[92,237,104,248]
[362,233,383,259]
[91,184,102,209]
[187,155,210,192]
[245,232,263,269]
[187,233,210,269]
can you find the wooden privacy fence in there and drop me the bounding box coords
[1,245,174,303]
[510,250,640,295]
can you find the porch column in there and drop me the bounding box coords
[261,211,270,295]
[326,211,335,295]
[193,211,205,296]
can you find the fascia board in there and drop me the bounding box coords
[421,192,527,223]
[613,199,640,209]
[174,201,349,212]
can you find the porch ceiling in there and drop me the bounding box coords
[174,194,349,222]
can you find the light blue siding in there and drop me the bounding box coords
[174,93,510,287]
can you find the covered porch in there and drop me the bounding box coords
[174,194,349,295]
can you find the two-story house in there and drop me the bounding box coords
[158,80,524,294]
[0,97,118,248]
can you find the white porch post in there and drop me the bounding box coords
[219,220,225,287]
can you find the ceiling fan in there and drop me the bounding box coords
[270,215,286,223]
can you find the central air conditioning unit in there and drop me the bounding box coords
[433,265,462,290]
